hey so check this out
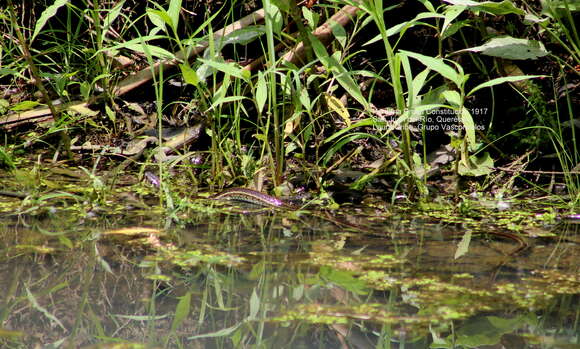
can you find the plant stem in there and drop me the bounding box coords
[263,0,282,185]
[90,0,111,100]
[7,0,72,160]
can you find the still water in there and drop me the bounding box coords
[0,200,578,348]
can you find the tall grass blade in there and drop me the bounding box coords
[400,50,461,85]
[467,75,545,96]
[31,0,69,43]
[102,0,126,35]
[308,33,369,108]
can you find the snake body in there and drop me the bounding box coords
[210,187,289,208]
[211,188,528,255]
[142,173,529,256]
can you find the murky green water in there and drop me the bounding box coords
[0,201,578,348]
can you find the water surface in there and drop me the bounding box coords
[0,200,578,348]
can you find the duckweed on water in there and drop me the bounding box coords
[0,190,577,347]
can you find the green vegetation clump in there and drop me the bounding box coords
[0,0,578,210]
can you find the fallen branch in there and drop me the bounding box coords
[112,9,265,97]
[1,3,364,130]
[282,3,361,66]
[1,9,266,129]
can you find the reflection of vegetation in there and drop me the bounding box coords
[0,205,577,347]
[0,1,578,346]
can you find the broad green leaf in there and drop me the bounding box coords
[249,288,260,320]
[458,36,549,60]
[196,49,222,82]
[329,20,347,48]
[104,36,175,59]
[147,9,174,33]
[36,191,81,201]
[323,119,377,144]
[461,106,476,146]
[248,261,265,280]
[468,75,545,96]
[419,0,437,12]
[400,54,414,106]
[147,9,166,33]
[443,0,525,15]
[58,235,73,249]
[442,5,466,37]
[220,26,265,47]
[487,315,525,329]
[299,85,311,110]
[170,292,191,332]
[325,93,351,126]
[102,0,126,35]
[98,255,113,274]
[302,6,320,28]
[270,0,290,12]
[441,90,461,106]
[31,0,69,43]
[127,42,175,60]
[330,50,342,63]
[179,63,199,86]
[197,59,249,81]
[421,85,449,106]
[365,12,446,46]
[387,12,446,38]
[442,19,473,40]
[400,50,461,86]
[10,100,41,111]
[80,81,91,100]
[212,75,230,104]
[309,33,369,108]
[208,96,247,112]
[454,231,472,259]
[265,1,283,35]
[524,13,550,25]
[411,68,431,98]
[458,152,495,176]
[255,72,267,114]
[167,0,183,32]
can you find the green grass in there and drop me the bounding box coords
[0,0,577,207]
